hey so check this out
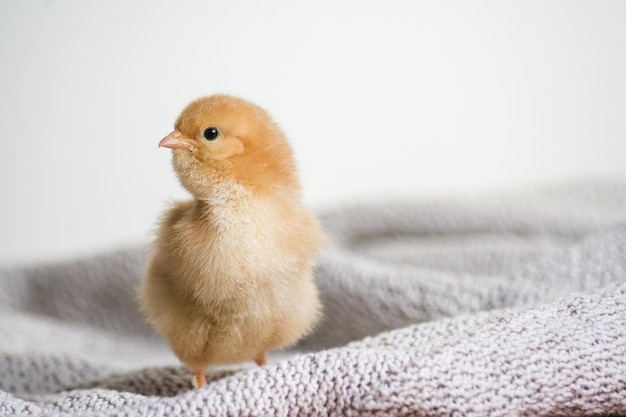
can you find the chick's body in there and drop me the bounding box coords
[139,95,324,387]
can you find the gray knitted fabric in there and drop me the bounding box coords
[1,180,625,416]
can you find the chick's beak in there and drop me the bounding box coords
[159,131,191,150]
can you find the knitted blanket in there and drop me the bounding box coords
[1,180,625,416]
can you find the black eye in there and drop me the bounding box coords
[203,127,220,141]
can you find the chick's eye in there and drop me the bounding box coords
[203,127,220,141]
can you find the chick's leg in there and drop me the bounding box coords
[254,352,267,367]
[193,371,208,388]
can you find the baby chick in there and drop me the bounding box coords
[139,95,325,388]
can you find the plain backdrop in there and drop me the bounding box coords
[1,1,625,264]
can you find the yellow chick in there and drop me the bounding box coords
[139,95,325,388]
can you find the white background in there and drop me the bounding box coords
[1,1,625,264]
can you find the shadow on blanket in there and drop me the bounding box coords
[1,180,625,416]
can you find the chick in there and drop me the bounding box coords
[139,95,325,388]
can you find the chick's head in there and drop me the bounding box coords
[159,95,298,197]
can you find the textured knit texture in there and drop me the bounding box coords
[1,180,625,416]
